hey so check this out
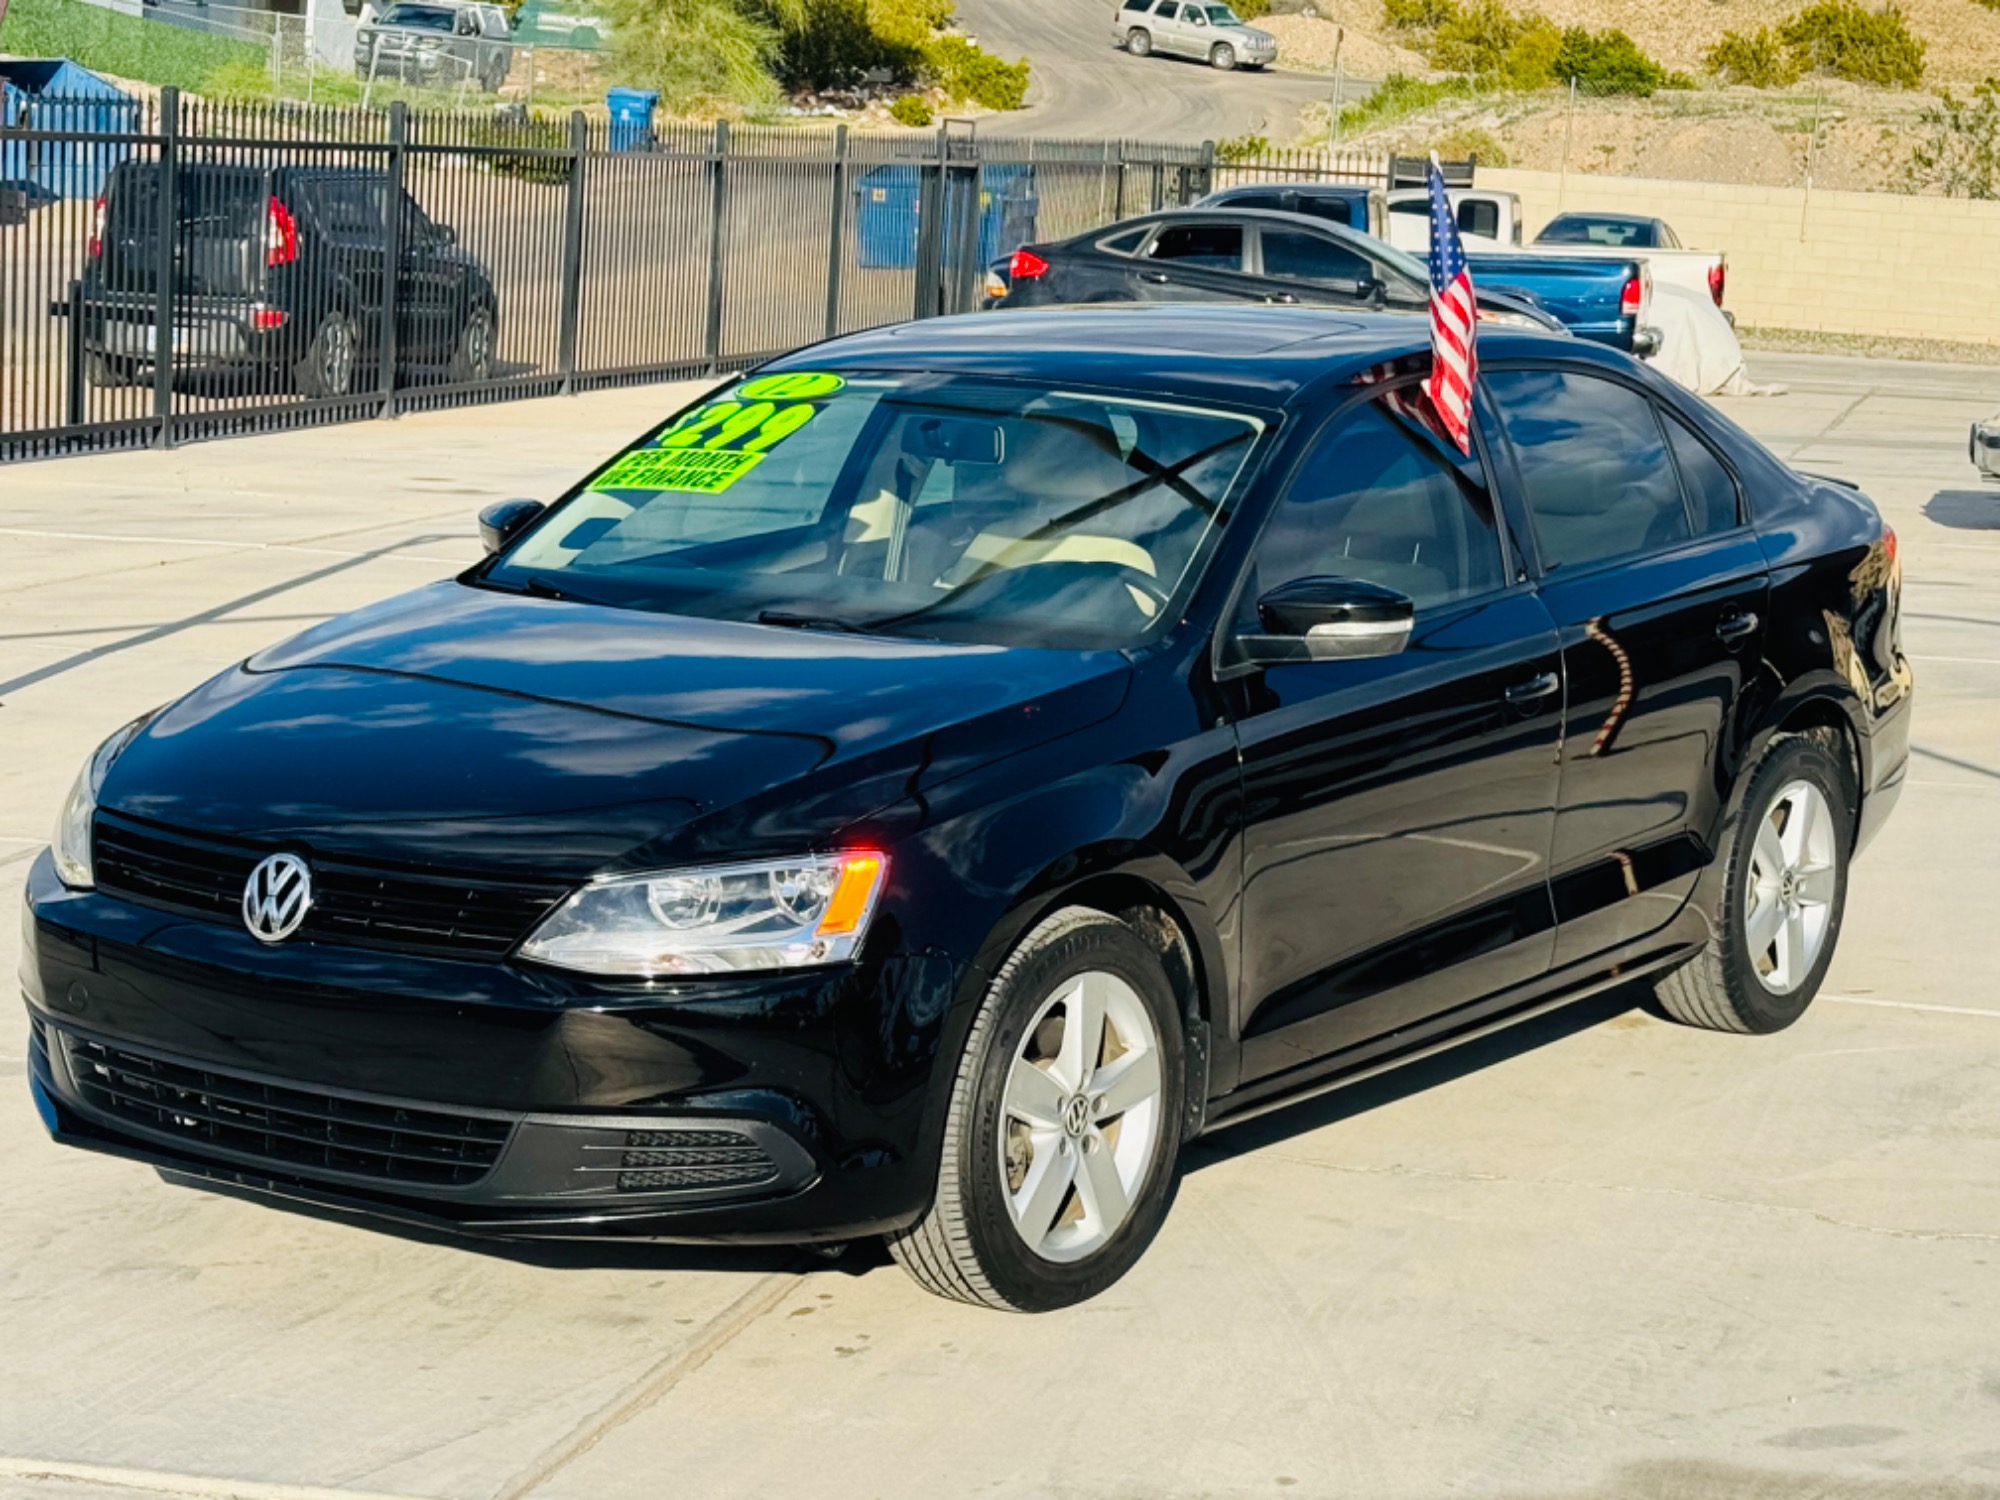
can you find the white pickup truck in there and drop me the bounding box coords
[1385,188,1728,314]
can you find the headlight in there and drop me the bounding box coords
[1477,308,1552,330]
[51,716,151,890]
[519,852,888,977]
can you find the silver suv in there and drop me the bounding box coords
[1113,0,1278,70]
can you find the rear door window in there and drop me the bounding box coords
[1661,408,1742,534]
[1295,196,1356,227]
[1146,223,1243,270]
[1096,226,1150,255]
[1487,368,1692,573]
[1258,228,1371,284]
[1457,199,1499,240]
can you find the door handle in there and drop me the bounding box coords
[1139,270,1171,284]
[1505,671,1561,707]
[1716,609,1759,644]
[1263,292,1299,304]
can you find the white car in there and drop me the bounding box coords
[1973,414,2000,481]
[1113,0,1277,71]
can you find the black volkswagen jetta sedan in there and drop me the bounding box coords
[25,307,1911,1312]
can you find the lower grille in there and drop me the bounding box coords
[616,1128,777,1192]
[64,1035,514,1187]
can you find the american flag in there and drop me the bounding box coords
[1423,157,1478,455]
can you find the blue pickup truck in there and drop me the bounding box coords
[1192,182,1656,354]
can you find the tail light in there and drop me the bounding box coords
[248,305,288,330]
[1708,262,1726,307]
[1009,247,1050,281]
[1619,274,1644,319]
[266,197,298,268]
[87,193,106,258]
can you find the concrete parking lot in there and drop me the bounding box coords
[2,353,1998,1500]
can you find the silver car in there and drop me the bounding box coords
[1113,0,1278,70]
[1973,413,2000,482]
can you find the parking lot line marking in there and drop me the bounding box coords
[1825,995,2000,1020]
[0,1457,426,1500]
[0,528,468,566]
[1910,655,2000,666]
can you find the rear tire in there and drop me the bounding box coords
[447,302,497,384]
[1210,41,1236,69]
[888,907,1185,1312]
[1126,27,1152,55]
[1654,729,1854,1033]
[294,311,358,398]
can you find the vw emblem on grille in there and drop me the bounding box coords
[242,853,313,944]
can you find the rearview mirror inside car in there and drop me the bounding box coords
[1237,576,1414,664]
[908,416,1004,465]
[478,497,545,555]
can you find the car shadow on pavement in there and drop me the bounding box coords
[1923,489,2000,530]
[1182,982,1651,1172]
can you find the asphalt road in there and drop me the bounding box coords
[2,351,1999,1499]
[952,0,1353,142]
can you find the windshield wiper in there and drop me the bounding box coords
[755,609,880,635]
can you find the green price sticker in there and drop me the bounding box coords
[591,448,764,495]
[589,372,845,496]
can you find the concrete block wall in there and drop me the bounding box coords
[1479,168,2000,345]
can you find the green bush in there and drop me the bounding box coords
[1381,0,1457,32]
[600,0,788,111]
[1232,0,1272,16]
[888,91,934,125]
[1910,77,2000,196]
[1339,70,1477,129]
[1214,131,1271,162]
[1428,0,1516,74]
[1778,0,1925,86]
[923,34,1028,109]
[0,0,268,93]
[1550,25,1664,94]
[1705,26,1802,85]
[1428,123,1509,163]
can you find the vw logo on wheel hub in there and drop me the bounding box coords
[242,853,313,943]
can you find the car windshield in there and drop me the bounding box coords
[380,5,454,27]
[483,372,1267,650]
[1539,216,1650,246]
[1204,4,1242,20]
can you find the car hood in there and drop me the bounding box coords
[98,581,1132,877]
[1220,23,1274,43]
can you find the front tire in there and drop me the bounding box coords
[1126,27,1152,55]
[888,907,1185,1311]
[1210,41,1236,70]
[1654,729,1854,1033]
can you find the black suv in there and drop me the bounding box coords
[80,163,499,398]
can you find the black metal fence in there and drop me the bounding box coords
[0,90,1390,464]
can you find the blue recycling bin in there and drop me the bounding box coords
[605,87,660,153]
[852,162,1039,271]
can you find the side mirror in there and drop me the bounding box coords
[1237,576,1414,664]
[433,223,457,246]
[478,497,544,555]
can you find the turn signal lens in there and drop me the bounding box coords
[816,853,885,937]
[266,197,298,268]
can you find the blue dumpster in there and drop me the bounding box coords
[0,59,139,202]
[605,87,660,153]
[852,162,1039,271]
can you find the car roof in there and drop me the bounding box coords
[761,306,1588,411]
[1083,206,1383,249]
[1203,182,1371,197]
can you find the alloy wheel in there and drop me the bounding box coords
[1744,779,1837,994]
[998,969,1164,1263]
[321,317,355,395]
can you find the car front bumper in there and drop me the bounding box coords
[22,851,967,1244]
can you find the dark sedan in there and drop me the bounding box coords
[26,308,1910,1312]
[988,208,1563,331]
